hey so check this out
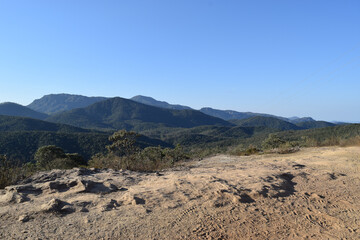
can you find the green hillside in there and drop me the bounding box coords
[199,107,287,121]
[0,102,48,120]
[131,95,192,110]
[230,116,301,130]
[46,97,233,130]
[0,115,89,132]
[294,121,335,129]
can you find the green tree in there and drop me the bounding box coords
[34,145,66,169]
[106,130,140,157]
[262,134,286,150]
[34,145,85,170]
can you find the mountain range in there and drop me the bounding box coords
[0,93,338,133]
[27,94,108,114]
[45,97,232,131]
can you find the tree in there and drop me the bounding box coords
[262,134,286,150]
[34,145,85,170]
[34,145,66,169]
[106,130,139,157]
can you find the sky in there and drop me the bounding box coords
[0,0,359,122]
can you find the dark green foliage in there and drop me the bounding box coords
[0,131,110,162]
[131,95,192,110]
[262,134,287,149]
[27,93,108,114]
[0,155,36,189]
[46,97,233,131]
[139,125,275,149]
[275,124,360,147]
[34,145,66,169]
[0,102,48,120]
[0,115,89,132]
[89,130,188,172]
[199,107,286,121]
[231,116,301,131]
[106,130,140,157]
[34,145,87,170]
[294,121,335,129]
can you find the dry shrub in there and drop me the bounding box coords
[339,136,360,147]
[0,155,36,189]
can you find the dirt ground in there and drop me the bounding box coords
[0,146,359,239]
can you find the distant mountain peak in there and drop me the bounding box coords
[47,97,232,131]
[27,93,108,114]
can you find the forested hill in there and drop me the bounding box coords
[0,102,48,120]
[230,116,302,131]
[131,95,192,110]
[0,115,90,133]
[46,97,233,131]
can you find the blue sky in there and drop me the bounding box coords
[0,0,359,122]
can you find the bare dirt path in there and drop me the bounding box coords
[1,146,359,239]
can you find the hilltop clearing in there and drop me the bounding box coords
[0,146,359,239]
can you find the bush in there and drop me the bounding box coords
[89,130,189,172]
[262,134,286,150]
[34,145,85,170]
[0,155,36,189]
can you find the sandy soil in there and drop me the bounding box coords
[0,146,359,239]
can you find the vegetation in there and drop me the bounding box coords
[0,102,48,120]
[231,116,301,130]
[0,115,89,132]
[1,95,360,189]
[46,97,232,131]
[89,130,188,171]
[34,145,86,170]
[131,95,191,110]
[0,155,36,189]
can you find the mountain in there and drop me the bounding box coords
[288,117,315,123]
[230,116,301,131]
[199,107,288,121]
[0,115,90,133]
[46,97,233,131]
[0,102,48,120]
[131,95,192,110]
[27,94,108,114]
[294,121,335,129]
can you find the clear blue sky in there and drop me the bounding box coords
[0,0,359,122]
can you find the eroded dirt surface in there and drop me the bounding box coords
[1,146,359,239]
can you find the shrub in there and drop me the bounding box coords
[0,155,36,189]
[34,145,85,170]
[89,130,189,172]
[262,134,286,150]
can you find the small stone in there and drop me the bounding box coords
[79,207,89,212]
[18,215,30,222]
[41,198,63,212]
[61,205,75,213]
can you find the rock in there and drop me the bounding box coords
[61,205,75,213]
[41,198,64,212]
[119,193,145,206]
[18,215,30,222]
[100,199,119,212]
[0,192,27,204]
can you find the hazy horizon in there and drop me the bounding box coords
[0,1,359,122]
